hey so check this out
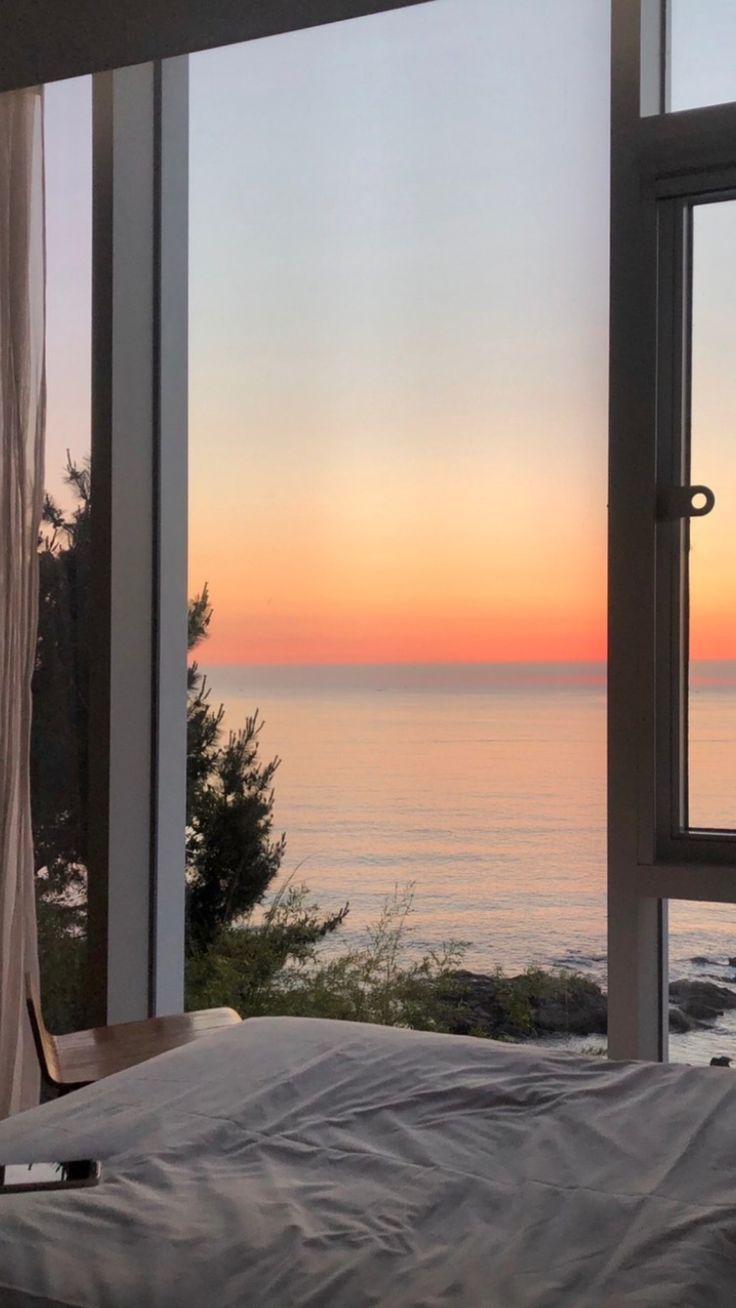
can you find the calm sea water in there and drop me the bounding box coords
[203,660,736,1064]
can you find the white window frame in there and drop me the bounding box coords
[87,59,189,1022]
[608,0,736,1060]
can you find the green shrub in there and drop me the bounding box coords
[187,882,468,1032]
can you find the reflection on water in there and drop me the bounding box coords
[207,662,608,975]
[689,675,736,830]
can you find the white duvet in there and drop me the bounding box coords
[0,1016,735,1307]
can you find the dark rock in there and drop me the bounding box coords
[440,971,515,1039]
[439,972,736,1042]
[687,1002,722,1022]
[710,1056,732,1068]
[729,958,736,969]
[668,980,736,1023]
[668,1004,694,1034]
[444,969,607,1040]
[690,956,713,965]
[533,982,607,1036]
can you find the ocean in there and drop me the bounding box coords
[203,660,736,1065]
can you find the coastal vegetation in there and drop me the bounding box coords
[32,458,736,1053]
[33,457,347,1031]
[33,460,91,1033]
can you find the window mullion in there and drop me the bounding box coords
[88,60,187,1024]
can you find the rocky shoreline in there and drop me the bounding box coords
[440,969,736,1046]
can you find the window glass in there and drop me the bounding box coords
[33,77,92,1033]
[187,0,610,1050]
[668,901,736,1066]
[670,0,736,112]
[688,200,736,830]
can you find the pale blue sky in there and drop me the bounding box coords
[41,1,736,662]
[186,0,611,662]
[671,0,736,111]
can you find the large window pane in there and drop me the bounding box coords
[688,200,736,831]
[187,0,610,1048]
[670,0,736,113]
[32,77,92,1033]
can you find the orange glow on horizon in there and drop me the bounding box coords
[188,414,610,667]
[689,612,736,661]
[187,589,607,666]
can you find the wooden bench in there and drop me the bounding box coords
[26,973,241,1094]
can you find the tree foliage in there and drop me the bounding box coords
[32,459,91,935]
[185,589,287,952]
[31,458,344,1030]
[186,883,464,1033]
[32,460,91,1030]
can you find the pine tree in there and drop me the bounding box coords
[185,587,286,951]
[32,459,345,1028]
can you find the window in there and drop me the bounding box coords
[688,201,736,831]
[20,0,736,1056]
[668,900,736,1065]
[608,1,736,1060]
[669,0,736,112]
[187,0,611,1047]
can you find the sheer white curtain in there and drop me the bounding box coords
[0,87,45,1118]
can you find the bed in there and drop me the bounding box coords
[0,1016,734,1307]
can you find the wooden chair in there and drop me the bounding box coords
[26,974,241,1095]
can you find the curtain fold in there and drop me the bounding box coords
[0,86,45,1118]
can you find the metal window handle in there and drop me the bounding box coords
[657,484,716,521]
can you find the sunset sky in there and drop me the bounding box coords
[43,0,736,666]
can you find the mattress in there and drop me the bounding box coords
[0,1016,734,1307]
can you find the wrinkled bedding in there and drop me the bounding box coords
[0,1016,735,1307]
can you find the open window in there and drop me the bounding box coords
[609,0,736,1059]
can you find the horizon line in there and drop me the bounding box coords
[191,656,609,669]
[189,655,736,669]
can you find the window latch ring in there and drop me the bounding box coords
[657,484,715,521]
